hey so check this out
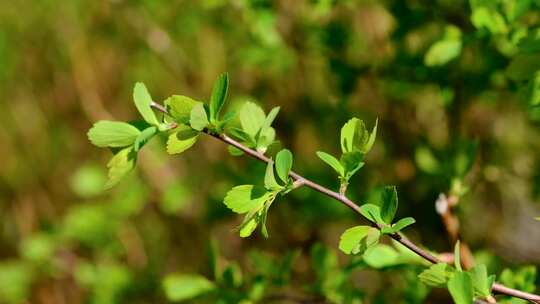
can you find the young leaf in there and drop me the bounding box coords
[167,125,199,154]
[454,240,462,271]
[380,186,398,224]
[190,103,209,131]
[275,149,293,183]
[447,271,474,304]
[260,107,280,132]
[340,117,377,154]
[256,126,276,152]
[239,216,258,238]
[133,126,158,152]
[391,217,416,232]
[341,152,364,180]
[469,264,493,298]
[239,102,266,137]
[363,118,378,154]
[340,118,359,153]
[162,273,214,302]
[316,151,344,177]
[209,72,229,123]
[223,185,269,214]
[133,82,159,126]
[264,161,280,190]
[104,146,137,189]
[87,121,141,148]
[339,226,369,255]
[363,244,400,268]
[359,204,383,224]
[338,225,372,255]
[418,263,452,287]
[165,95,199,124]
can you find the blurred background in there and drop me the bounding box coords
[0,0,539,303]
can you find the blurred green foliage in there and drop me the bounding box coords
[0,0,540,303]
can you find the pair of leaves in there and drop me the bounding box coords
[164,95,203,154]
[230,102,280,154]
[359,187,416,234]
[316,151,364,182]
[88,83,163,188]
[264,149,293,190]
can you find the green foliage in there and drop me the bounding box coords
[380,186,398,224]
[104,147,137,189]
[316,151,344,177]
[223,185,269,214]
[419,263,454,287]
[167,125,199,154]
[448,271,474,304]
[189,103,210,131]
[162,274,215,302]
[424,25,462,67]
[87,121,141,148]
[340,117,377,154]
[165,95,199,124]
[209,72,229,123]
[234,102,279,153]
[133,82,159,126]
[470,264,495,299]
[338,225,378,255]
[275,148,292,183]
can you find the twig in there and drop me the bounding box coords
[150,104,540,303]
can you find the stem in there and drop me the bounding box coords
[150,104,540,303]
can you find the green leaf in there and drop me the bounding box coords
[133,126,158,152]
[340,117,377,154]
[340,152,364,180]
[391,217,416,232]
[363,244,400,268]
[165,95,199,124]
[418,263,452,287]
[133,82,159,126]
[162,274,214,302]
[223,185,269,214]
[447,271,474,304]
[240,102,266,137]
[454,240,462,271]
[167,125,199,154]
[471,6,508,34]
[338,226,379,255]
[104,146,137,189]
[380,186,398,224]
[87,121,141,148]
[256,126,276,152]
[239,215,258,238]
[316,151,344,177]
[260,106,280,132]
[359,204,383,224]
[469,264,493,298]
[209,72,229,123]
[190,103,209,131]
[264,161,281,190]
[275,149,293,183]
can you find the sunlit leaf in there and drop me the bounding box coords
[190,103,209,131]
[240,102,266,137]
[447,271,474,304]
[316,151,344,177]
[223,185,269,214]
[105,146,137,189]
[380,186,398,224]
[167,125,199,154]
[133,126,157,152]
[133,82,159,126]
[165,95,199,124]
[275,149,293,183]
[209,72,229,123]
[88,121,141,148]
[162,274,214,302]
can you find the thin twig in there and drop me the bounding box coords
[150,104,540,303]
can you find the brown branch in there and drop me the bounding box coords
[151,104,540,303]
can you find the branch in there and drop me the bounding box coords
[208,132,540,303]
[150,103,540,303]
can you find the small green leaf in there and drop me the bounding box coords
[260,107,280,132]
[264,161,281,190]
[340,152,364,180]
[209,72,229,123]
[359,204,383,224]
[133,126,158,152]
[340,118,377,154]
[240,102,266,137]
[256,126,276,152]
[391,217,416,232]
[469,264,493,298]
[165,95,199,124]
[338,226,379,255]
[380,186,398,224]
[104,146,137,189]
[275,149,293,183]
[340,118,358,153]
[424,26,462,67]
[133,82,159,126]
[190,103,209,131]
[454,240,462,272]
[223,185,269,214]
[239,216,258,238]
[447,271,474,304]
[418,263,452,287]
[167,125,199,154]
[316,151,345,177]
[87,121,141,148]
[162,273,214,302]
